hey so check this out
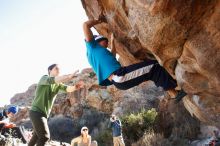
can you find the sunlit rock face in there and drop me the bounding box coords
[81,0,220,127]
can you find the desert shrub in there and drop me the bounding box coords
[48,115,77,143]
[132,131,172,146]
[121,108,158,144]
[133,131,190,146]
[93,129,113,146]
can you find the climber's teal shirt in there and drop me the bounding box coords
[86,39,121,86]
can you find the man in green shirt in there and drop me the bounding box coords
[28,64,84,146]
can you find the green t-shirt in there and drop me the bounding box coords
[31,75,67,117]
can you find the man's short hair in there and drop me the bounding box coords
[48,64,57,75]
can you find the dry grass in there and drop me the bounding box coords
[132,131,172,146]
[132,131,190,146]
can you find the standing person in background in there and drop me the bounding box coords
[28,64,84,146]
[71,126,98,146]
[109,115,125,146]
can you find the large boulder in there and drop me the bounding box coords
[81,0,220,128]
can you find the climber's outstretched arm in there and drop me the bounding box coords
[110,33,117,57]
[83,19,102,42]
[54,70,79,84]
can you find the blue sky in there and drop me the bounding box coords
[0,0,94,106]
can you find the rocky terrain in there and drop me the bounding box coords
[81,0,220,128]
[9,68,166,144]
[1,0,220,145]
[6,68,218,145]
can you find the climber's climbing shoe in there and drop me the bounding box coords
[175,89,187,103]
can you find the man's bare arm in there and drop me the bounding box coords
[83,15,106,42]
[55,70,79,84]
[110,33,117,57]
[83,20,102,42]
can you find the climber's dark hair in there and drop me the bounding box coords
[48,64,57,75]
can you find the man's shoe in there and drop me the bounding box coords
[175,89,187,103]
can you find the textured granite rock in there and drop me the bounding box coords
[81,0,220,127]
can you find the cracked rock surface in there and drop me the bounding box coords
[81,0,220,127]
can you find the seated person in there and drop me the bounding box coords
[71,126,97,146]
[0,106,27,144]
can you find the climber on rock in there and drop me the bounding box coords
[28,64,84,146]
[83,17,187,103]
